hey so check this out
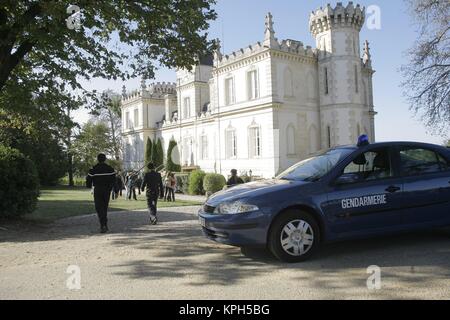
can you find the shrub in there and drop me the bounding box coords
[188,169,206,195]
[203,173,226,196]
[0,145,40,217]
[59,175,86,187]
[175,173,189,194]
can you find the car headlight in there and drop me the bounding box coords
[213,201,259,215]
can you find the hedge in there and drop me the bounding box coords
[188,169,206,195]
[0,145,40,217]
[203,173,226,196]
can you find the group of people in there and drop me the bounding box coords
[86,154,181,233]
[87,153,247,233]
[108,170,177,203]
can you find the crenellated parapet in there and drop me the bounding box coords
[309,2,365,37]
[121,82,177,105]
[214,12,316,69]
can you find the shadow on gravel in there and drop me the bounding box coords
[110,208,450,291]
[1,204,449,296]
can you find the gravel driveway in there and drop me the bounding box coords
[0,206,449,300]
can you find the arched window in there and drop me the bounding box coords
[284,68,293,97]
[286,124,296,155]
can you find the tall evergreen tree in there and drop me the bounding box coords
[144,137,152,169]
[151,142,158,166]
[156,139,164,169]
[167,140,181,172]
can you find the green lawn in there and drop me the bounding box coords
[30,186,202,222]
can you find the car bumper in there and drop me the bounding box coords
[198,209,270,247]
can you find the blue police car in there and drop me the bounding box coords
[198,139,450,262]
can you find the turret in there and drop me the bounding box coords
[309,2,375,147]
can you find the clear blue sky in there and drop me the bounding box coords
[75,0,448,144]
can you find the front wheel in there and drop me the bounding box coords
[268,210,320,263]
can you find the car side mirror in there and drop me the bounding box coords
[335,173,360,185]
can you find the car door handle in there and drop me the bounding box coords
[385,186,401,193]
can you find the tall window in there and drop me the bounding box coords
[324,67,329,95]
[125,111,130,129]
[199,135,208,160]
[225,129,237,159]
[327,125,332,148]
[134,109,139,127]
[248,126,261,158]
[247,70,259,100]
[225,77,235,105]
[183,97,191,119]
[354,65,359,93]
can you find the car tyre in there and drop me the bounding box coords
[268,210,320,263]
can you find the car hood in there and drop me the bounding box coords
[206,179,307,206]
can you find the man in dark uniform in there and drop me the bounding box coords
[226,169,244,187]
[141,163,164,225]
[86,154,116,233]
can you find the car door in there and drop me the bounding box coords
[397,146,450,226]
[323,147,405,237]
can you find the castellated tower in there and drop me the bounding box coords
[310,2,376,148]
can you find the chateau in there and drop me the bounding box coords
[121,2,376,178]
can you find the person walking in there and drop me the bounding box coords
[164,172,172,201]
[126,171,138,200]
[116,173,124,197]
[86,154,116,233]
[169,173,176,202]
[141,163,164,225]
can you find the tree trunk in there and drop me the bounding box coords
[68,152,74,187]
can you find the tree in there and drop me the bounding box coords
[0,109,68,186]
[151,140,157,166]
[0,145,39,217]
[402,0,450,135]
[90,90,122,161]
[58,93,84,186]
[156,139,164,169]
[166,139,181,172]
[144,137,153,170]
[71,121,115,175]
[0,1,217,105]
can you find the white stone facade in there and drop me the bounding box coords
[121,2,376,178]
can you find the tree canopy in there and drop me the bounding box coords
[0,1,216,94]
[402,0,449,135]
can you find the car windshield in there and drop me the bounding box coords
[277,148,354,181]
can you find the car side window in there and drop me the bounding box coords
[400,148,448,176]
[342,148,393,182]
